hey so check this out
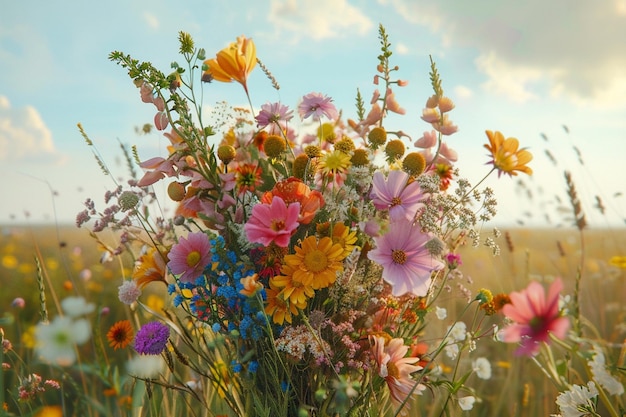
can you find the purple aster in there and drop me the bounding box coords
[134,321,170,355]
[255,102,294,128]
[367,219,444,297]
[298,92,338,121]
[370,170,426,222]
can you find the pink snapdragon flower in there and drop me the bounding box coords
[501,278,570,356]
[370,170,425,222]
[167,232,212,283]
[298,92,338,121]
[244,196,300,247]
[367,219,444,297]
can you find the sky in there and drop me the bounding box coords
[1,0,625,228]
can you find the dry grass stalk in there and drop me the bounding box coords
[564,171,587,231]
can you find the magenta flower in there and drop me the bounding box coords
[367,219,444,297]
[134,321,170,355]
[244,196,300,247]
[370,170,425,222]
[167,232,212,283]
[501,278,570,356]
[256,102,294,128]
[298,92,338,121]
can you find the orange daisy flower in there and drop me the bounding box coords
[271,264,315,307]
[106,320,134,350]
[284,236,345,290]
[484,130,533,177]
[235,163,263,194]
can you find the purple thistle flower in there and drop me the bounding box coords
[256,102,294,128]
[298,92,338,121]
[134,321,170,355]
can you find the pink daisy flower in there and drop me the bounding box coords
[501,278,570,356]
[244,196,301,247]
[367,219,444,297]
[370,335,425,410]
[255,102,294,128]
[298,92,338,121]
[167,232,212,283]
[370,170,425,222]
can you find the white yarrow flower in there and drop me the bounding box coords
[589,345,624,396]
[126,355,165,379]
[61,296,95,317]
[555,381,598,417]
[35,316,91,366]
[472,357,492,380]
[458,395,475,411]
[447,321,467,341]
[435,306,447,320]
[444,342,459,360]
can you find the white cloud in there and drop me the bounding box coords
[384,0,626,106]
[267,0,374,42]
[396,42,409,55]
[143,12,160,29]
[453,85,473,99]
[0,96,63,162]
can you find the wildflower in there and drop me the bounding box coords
[331,222,358,258]
[589,344,624,396]
[134,321,170,355]
[203,35,257,94]
[298,92,338,121]
[35,316,91,366]
[370,336,424,409]
[318,150,352,178]
[555,382,598,417]
[256,102,294,128]
[501,278,570,356]
[263,135,287,158]
[235,163,263,194]
[118,280,142,305]
[61,296,95,317]
[133,247,168,287]
[126,354,165,378]
[107,320,134,350]
[367,219,444,297]
[368,126,387,149]
[435,306,447,320]
[370,170,425,222]
[458,396,476,411]
[11,297,25,308]
[245,196,300,247]
[262,178,324,224]
[167,232,211,283]
[217,144,237,164]
[447,321,467,342]
[402,152,426,176]
[239,273,263,298]
[609,255,626,269]
[271,265,315,307]
[284,236,345,290]
[265,281,300,325]
[484,130,533,177]
[472,357,492,380]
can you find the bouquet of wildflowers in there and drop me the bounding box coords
[71,26,543,416]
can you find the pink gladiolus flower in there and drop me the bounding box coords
[370,170,425,222]
[167,232,212,284]
[298,92,338,121]
[367,219,444,297]
[371,336,425,409]
[244,196,301,247]
[501,278,570,356]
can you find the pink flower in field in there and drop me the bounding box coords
[367,219,444,297]
[370,170,425,222]
[298,92,338,121]
[244,196,301,247]
[432,114,458,136]
[385,89,406,115]
[414,130,438,149]
[167,232,212,284]
[501,278,570,356]
[256,102,294,128]
[370,335,425,409]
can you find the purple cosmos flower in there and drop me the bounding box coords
[370,170,425,222]
[167,232,212,283]
[298,92,338,121]
[134,321,170,355]
[256,102,294,128]
[367,219,444,297]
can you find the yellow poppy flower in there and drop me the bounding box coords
[484,130,533,177]
[203,35,256,94]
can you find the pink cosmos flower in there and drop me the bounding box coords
[255,102,294,128]
[167,232,212,284]
[367,219,444,297]
[244,196,301,247]
[370,335,425,409]
[501,278,570,356]
[298,92,338,121]
[370,170,425,222]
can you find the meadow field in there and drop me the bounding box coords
[1,223,624,416]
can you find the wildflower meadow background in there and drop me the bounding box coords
[1,2,626,417]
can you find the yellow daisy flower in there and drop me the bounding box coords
[285,236,345,290]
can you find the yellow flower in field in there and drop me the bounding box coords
[609,255,626,269]
[318,150,352,177]
[331,222,358,258]
[34,406,63,417]
[132,247,167,287]
[1,254,17,269]
[484,130,533,177]
[21,325,36,349]
[272,265,315,307]
[203,35,257,94]
[284,236,345,290]
[265,280,301,325]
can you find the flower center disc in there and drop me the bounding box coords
[186,250,201,267]
[304,249,328,272]
[392,249,407,265]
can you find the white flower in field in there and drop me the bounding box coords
[447,321,466,341]
[118,280,142,305]
[458,395,475,411]
[35,316,91,366]
[472,357,492,380]
[555,381,598,417]
[61,296,95,317]
[589,345,624,396]
[126,354,165,378]
[435,306,447,320]
[444,342,459,360]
